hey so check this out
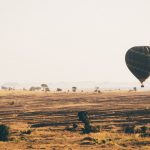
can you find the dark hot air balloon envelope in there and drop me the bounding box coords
[125,46,150,87]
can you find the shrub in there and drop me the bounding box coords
[124,125,135,134]
[0,125,9,141]
[140,126,150,137]
[140,126,149,133]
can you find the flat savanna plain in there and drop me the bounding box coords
[0,91,149,150]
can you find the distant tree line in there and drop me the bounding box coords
[1,84,103,93]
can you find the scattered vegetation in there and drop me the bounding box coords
[0,91,149,149]
[124,125,150,137]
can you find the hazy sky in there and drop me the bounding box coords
[0,0,150,83]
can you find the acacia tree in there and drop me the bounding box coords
[41,84,49,92]
[56,88,62,92]
[94,86,99,92]
[94,86,101,93]
[72,87,77,92]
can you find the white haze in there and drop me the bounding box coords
[0,0,150,85]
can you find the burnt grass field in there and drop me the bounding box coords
[0,91,149,150]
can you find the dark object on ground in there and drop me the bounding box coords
[124,125,135,134]
[65,123,78,132]
[78,111,101,134]
[140,126,149,133]
[140,126,150,137]
[0,124,9,141]
[73,123,78,129]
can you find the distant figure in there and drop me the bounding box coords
[72,87,77,92]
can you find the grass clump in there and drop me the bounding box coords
[65,123,78,132]
[20,129,32,135]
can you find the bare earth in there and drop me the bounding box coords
[0,91,149,150]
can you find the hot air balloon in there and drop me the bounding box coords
[125,46,150,87]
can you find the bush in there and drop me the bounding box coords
[124,125,135,134]
[0,125,9,141]
[140,126,150,137]
[140,126,149,133]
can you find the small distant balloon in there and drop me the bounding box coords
[125,46,150,87]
